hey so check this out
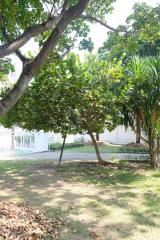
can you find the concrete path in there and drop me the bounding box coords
[0,151,150,161]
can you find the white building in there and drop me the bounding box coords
[0,125,137,154]
[0,126,50,153]
[83,126,136,144]
[14,127,49,152]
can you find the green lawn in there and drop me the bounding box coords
[64,145,149,154]
[50,142,149,154]
[0,159,160,240]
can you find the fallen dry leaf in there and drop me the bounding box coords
[0,201,64,240]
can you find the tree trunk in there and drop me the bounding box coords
[136,109,141,144]
[89,132,103,164]
[58,134,67,166]
[148,128,158,169]
[96,133,99,141]
[150,147,158,169]
[0,0,90,117]
[136,118,141,144]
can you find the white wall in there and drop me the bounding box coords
[77,126,136,144]
[34,132,49,152]
[0,126,12,152]
[52,126,137,145]
[14,127,49,152]
[0,125,138,153]
[100,126,136,144]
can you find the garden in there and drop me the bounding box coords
[0,0,160,239]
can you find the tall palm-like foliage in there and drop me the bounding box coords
[124,56,160,169]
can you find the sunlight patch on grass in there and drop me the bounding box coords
[0,159,160,240]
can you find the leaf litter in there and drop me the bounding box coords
[0,202,64,240]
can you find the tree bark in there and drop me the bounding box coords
[131,126,148,144]
[96,133,99,141]
[148,128,158,169]
[136,109,141,144]
[89,132,103,164]
[0,0,90,117]
[80,15,118,32]
[150,141,158,169]
[0,16,60,58]
[58,134,67,166]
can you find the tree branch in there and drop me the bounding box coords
[0,15,60,58]
[15,50,28,63]
[59,48,71,60]
[80,15,118,32]
[29,0,90,75]
[61,0,69,13]
[1,25,30,64]
[0,0,90,116]
[131,125,148,144]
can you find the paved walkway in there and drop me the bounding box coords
[0,151,150,161]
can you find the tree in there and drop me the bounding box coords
[99,3,160,60]
[0,0,116,116]
[99,3,160,143]
[2,53,120,164]
[123,56,160,169]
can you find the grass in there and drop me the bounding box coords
[50,142,149,154]
[64,145,149,154]
[0,159,160,240]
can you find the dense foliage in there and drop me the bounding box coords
[99,3,160,60]
[0,0,116,116]
[1,53,123,162]
[123,56,160,168]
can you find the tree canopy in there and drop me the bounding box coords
[99,3,160,60]
[0,0,118,116]
[118,56,160,169]
[2,53,123,162]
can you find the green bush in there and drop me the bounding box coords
[49,142,85,151]
[119,147,149,154]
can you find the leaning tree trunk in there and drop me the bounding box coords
[148,128,158,169]
[136,109,141,144]
[58,134,67,166]
[89,132,103,164]
[96,133,100,141]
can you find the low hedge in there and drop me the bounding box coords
[49,142,85,151]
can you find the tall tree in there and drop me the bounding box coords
[0,0,116,116]
[99,3,160,143]
[99,3,160,60]
[123,56,160,169]
[1,54,120,164]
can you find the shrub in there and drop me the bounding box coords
[49,142,85,151]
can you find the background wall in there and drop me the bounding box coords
[0,125,137,154]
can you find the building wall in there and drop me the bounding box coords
[54,126,137,145]
[100,126,136,144]
[0,126,12,152]
[0,125,137,153]
[73,126,136,145]
[14,127,49,152]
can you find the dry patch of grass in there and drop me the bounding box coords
[0,160,160,240]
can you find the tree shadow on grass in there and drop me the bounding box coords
[0,160,159,240]
[102,222,136,240]
[143,191,160,215]
[0,160,147,209]
[130,211,158,227]
[55,161,146,186]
